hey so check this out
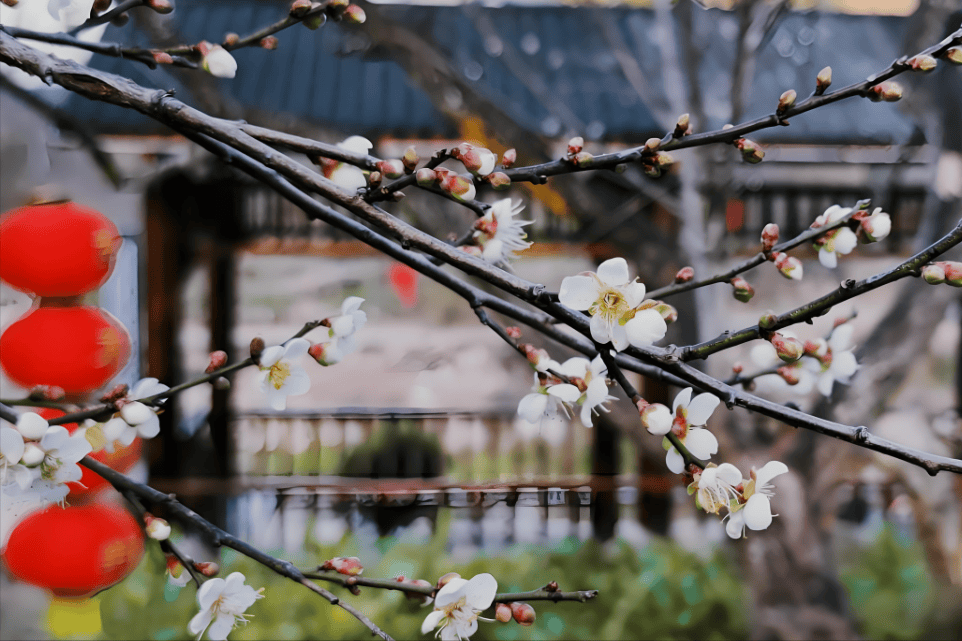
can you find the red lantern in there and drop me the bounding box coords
[2,502,144,598]
[0,307,131,394]
[0,201,121,297]
[388,262,419,308]
[34,408,142,500]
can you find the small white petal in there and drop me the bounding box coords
[558,275,600,310]
[1,427,25,462]
[557,357,590,378]
[744,494,774,531]
[643,405,672,435]
[120,402,154,426]
[589,313,611,344]
[834,227,858,255]
[463,573,497,610]
[259,346,285,367]
[685,393,719,426]
[623,281,647,308]
[596,258,630,287]
[421,610,445,634]
[715,463,743,486]
[672,388,693,415]
[283,338,310,360]
[725,510,746,539]
[624,309,667,347]
[137,415,161,440]
[188,608,213,636]
[665,447,686,474]
[754,460,788,487]
[339,136,373,155]
[609,322,629,351]
[197,578,226,611]
[16,413,49,441]
[832,351,858,380]
[818,248,837,269]
[518,394,549,423]
[816,372,835,397]
[547,384,581,404]
[684,428,718,460]
[434,578,469,608]
[39,426,69,451]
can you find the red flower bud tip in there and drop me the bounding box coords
[674,113,690,136]
[290,0,313,17]
[402,146,419,172]
[770,332,804,363]
[496,603,513,623]
[343,4,366,24]
[773,252,803,281]
[816,66,832,93]
[99,383,130,404]
[735,138,765,164]
[567,136,584,155]
[777,89,796,114]
[654,302,677,324]
[376,159,405,179]
[439,172,477,202]
[908,54,937,72]
[758,311,777,330]
[213,377,231,391]
[367,171,382,188]
[506,326,522,339]
[206,350,228,374]
[869,81,902,102]
[731,362,744,375]
[501,148,517,168]
[250,337,265,364]
[803,338,827,358]
[194,562,220,577]
[730,277,754,303]
[643,165,661,178]
[485,172,511,190]
[777,365,801,386]
[437,572,461,589]
[946,47,962,65]
[511,602,536,626]
[675,266,694,283]
[761,223,779,252]
[939,261,962,287]
[223,33,239,47]
[144,514,171,541]
[544,581,559,592]
[655,152,674,168]
[922,263,946,284]
[151,51,174,65]
[415,168,438,187]
[644,137,661,153]
[324,556,363,576]
[259,36,279,50]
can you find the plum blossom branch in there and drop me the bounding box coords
[67,0,149,35]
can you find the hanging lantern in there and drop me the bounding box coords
[0,201,121,297]
[2,503,144,598]
[388,262,419,308]
[35,408,142,500]
[0,307,130,394]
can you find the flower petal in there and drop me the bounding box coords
[421,610,445,634]
[725,510,746,539]
[464,573,497,610]
[518,394,549,423]
[596,257,629,287]
[259,346,284,367]
[589,313,611,345]
[39,426,69,451]
[816,372,835,397]
[610,322,629,351]
[818,248,837,269]
[197,578,226,610]
[434,578,469,608]
[207,612,235,641]
[665,447,686,474]
[282,368,312,397]
[744,494,774,531]
[137,415,161,439]
[715,463,743,486]
[685,393,719,426]
[188,608,213,636]
[547,384,581,404]
[558,275,599,310]
[624,281,647,308]
[832,351,858,380]
[624,310,667,347]
[834,227,858,255]
[54,435,92,462]
[1,427,25,461]
[341,296,365,315]
[829,324,854,352]
[557,357,590,378]
[754,460,788,487]
[672,388,693,415]
[684,428,718,460]
[17,413,50,441]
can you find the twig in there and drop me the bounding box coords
[68,0,147,35]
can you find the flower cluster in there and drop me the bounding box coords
[754,323,859,397]
[468,199,533,264]
[517,354,617,429]
[315,136,373,194]
[558,258,669,351]
[91,378,170,452]
[812,204,891,268]
[641,387,720,473]
[308,296,367,366]
[1,412,90,506]
[691,460,788,539]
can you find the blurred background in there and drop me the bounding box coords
[1,0,961,639]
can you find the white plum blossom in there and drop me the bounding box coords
[329,296,367,338]
[309,335,355,366]
[31,425,91,486]
[693,463,742,515]
[517,373,581,427]
[556,356,617,428]
[558,257,666,351]
[318,136,373,193]
[813,205,857,268]
[725,461,788,539]
[421,573,497,640]
[809,323,859,397]
[188,572,264,641]
[473,199,533,264]
[47,0,95,28]
[202,45,238,79]
[665,388,720,474]
[257,338,311,410]
[860,207,891,243]
[4,421,92,507]
[1,426,32,491]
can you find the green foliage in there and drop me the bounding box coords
[99,523,748,641]
[840,524,935,641]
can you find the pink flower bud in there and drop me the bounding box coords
[439,172,477,202]
[144,514,171,541]
[506,326,522,339]
[501,148,517,168]
[206,350,228,374]
[377,159,405,179]
[324,556,363,576]
[816,66,832,93]
[908,54,937,72]
[415,168,438,187]
[367,171,382,188]
[486,172,511,190]
[453,143,497,176]
[731,362,744,375]
[496,603,513,623]
[777,89,796,114]
[675,266,694,283]
[511,602,536,626]
[572,151,594,167]
[674,113,690,136]
[758,311,777,330]
[402,146,419,172]
[437,572,461,589]
[804,338,828,358]
[761,223,779,252]
[922,263,946,284]
[250,337,265,364]
[97,383,128,404]
[859,208,891,243]
[194,562,220,577]
[260,36,279,50]
[869,81,902,102]
[400,578,433,603]
[735,139,765,164]
[770,332,804,363]
[730,277,754,303]
[946,47,962,65]
[29,385,66,402]
[147,0,173,13]
[290,0,313,17]
[940,261,962,287]
[567,136,584,155]
[773,252,803,281]
[343,4,366,24]
[644,137,661,152]
[777,365,801,385]
[152,51,174,65]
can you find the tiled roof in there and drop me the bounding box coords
[65,2,928,144]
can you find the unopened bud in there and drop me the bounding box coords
[860,208,891,243]
[777,89,796,114]
[260,36,279,50]
[567,136,584,155]
[110,12,129,26]
[816,66,832,93]
[486,171,511,190]
[290,0,312,17]
[32,385,67,402]
[324,556,363,576]
[543,581,559,592]
[777,365,801,386]
[675,266,694,283]
[804,338,828,358]
[21,442,45,466]
[674,113,690,136]
[377,159,405,179]
[654,152,674,168]
[773,252,803,281]
[206,350,228,374]
[770,332,804,363]
[401,146,419,172]
[736,138,765,164]
[505,326,522,339]
[399,578,433,603]
[761,223,779,252]
[223,33,239,47]
[940,261,962,287]
[144,514,171,541]
[644,137,661,153]
[730,277,754,302]
[643,165,661,178]
[439,172,477,202]
[1,0,18,7]
[328,0,349,10]
[758,311,777,330]
[572,151,593,167]
[92,0,110,13]
[653,302,677,324]
[213,377,231,391]
[908,54,937,72]
[946,47,962,65]
[496,603,513,623]
[437,572,461,589]
[343,4,366,24]
[415,168,438,187]
[731,362,744,375]
[152,51,174,65]
[501,148,517,168]
[640,402,672,436]
[869,81,902,102]
[922,263,946,284]
[366,171,382,188]
[511,602,536,626]
[250,337,265,364]
[302,12,326,30]
[195,562,220,577]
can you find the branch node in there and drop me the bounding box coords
[855,426,870,443]
[724,393,737,410]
